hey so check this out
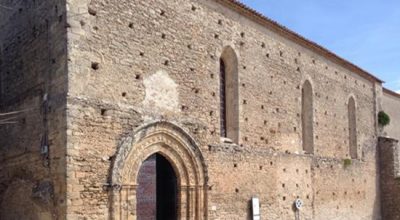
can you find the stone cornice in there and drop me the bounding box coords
[383,87,400,99]
[215,0,383,84]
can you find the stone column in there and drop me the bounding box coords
[374,82,383,135]
[188,186,196,220]
[110,185,122,220]
[180,185,189,219]
[127,185,138,220]
[120,184,137,220]
[196,185,206,220]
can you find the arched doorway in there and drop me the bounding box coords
[110,121,208,220]
[137,153,178,220]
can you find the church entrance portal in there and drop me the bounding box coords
[137,153,178,220]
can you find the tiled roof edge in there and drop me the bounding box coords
[216,0,384,83]
[383,88,400,99]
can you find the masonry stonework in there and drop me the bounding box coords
[382,89,400,141]
[378,137,400,220]
[1,0,399,219]
[0,0,67,219]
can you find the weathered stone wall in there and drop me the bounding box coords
[64,0,381,219]
[378,137,400,220]
[382,90,400,140]
[0,0,68,219]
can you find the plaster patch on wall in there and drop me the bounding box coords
[143,70,179,112]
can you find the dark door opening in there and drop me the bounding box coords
[137,153,178,220]
[156,154,177,220]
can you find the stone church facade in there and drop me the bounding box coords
[0,0,399,219]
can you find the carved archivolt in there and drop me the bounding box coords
[109,121,208,220]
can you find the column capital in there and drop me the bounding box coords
[121,184,138,190]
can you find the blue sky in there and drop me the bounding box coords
[239,0,400,93]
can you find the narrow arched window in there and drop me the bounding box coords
[302,80,314,154]
[219,58,227,138]
[348,97,357,159]
[220,46,239,143]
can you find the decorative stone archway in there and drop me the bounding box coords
[109,121,208,220]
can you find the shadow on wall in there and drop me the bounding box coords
[379,137,400,220]
[0,179,52,220]
[0,0,68,219]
